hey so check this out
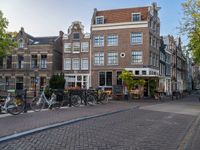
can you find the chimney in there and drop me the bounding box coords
[59,30,64,37]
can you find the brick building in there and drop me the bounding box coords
[91,3,161,96]
[0,27,63,97]
[63,21,91,89]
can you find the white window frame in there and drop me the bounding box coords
[72,42,80,53]
[94,35,104,47]
[132,12,141,22]
[40,55,47,69]
[107,35,118,46]
[94,52,104,66]
[18,38,25,48]
[73,32,80,40]
[96,16,104,24]
[131,51,143,64]
[64,58,71,70]
[107,52,118,65]
[131,32,143,45]
[72,58,80,70]
[81,58,89,70]
[64,43,71,53]
[81,42,89,52]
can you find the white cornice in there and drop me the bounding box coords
[92,21,148,31]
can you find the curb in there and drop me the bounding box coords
[0,107,134,143]
[178,113,200,150]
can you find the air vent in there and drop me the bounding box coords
[120,52,125,58]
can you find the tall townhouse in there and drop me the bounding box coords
[176,38,187,91]
[185,50,193,91]
[159,37,166,93]
[91,3,161,96]
[63,21,91,89]
[163,35,176,95]
[193,64,200,90]
[0,27,63,96]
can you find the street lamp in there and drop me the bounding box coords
[34,69,38,97]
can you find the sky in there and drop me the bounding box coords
[0,0,186,42]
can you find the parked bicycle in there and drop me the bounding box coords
[0,89,25,115]
[85,89,108,104]
[30,88,60,112]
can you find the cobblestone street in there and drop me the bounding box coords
[0,95,200,149]
[0,107,195,150]
[0,95,200,150]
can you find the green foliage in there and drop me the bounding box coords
[0,10,16,57]
[149,79,157,97]
[118,70,146,92]
[49,73,65,90]
[180,0,200,64]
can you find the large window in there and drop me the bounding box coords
[99,72,112,86]
[94,52,104,65]
[65,75,89,89]
[131,32,142,45]
[117,71,122,85]
[6,56,12,69]
[17,55,24,69]
[64,58,71,70]
[94,35,104,47]
[0,57,3,69]
[72,58,80,70]
[81,58,88,70]
[16,77,23,90]
[18,38,25,48]
[64,43,71,53]
[107,52,118,65]
[132,13,141,21]
[40,55,47,69]
[96,16,104,24]
[73,42,80,53]
[81,42,89,52]
[73,33,80,40]
[132,51,142,64]
[31,55,38,69]
[107,35,118,46]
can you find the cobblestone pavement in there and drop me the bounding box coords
[0,107,195,150]
[0,101,136,138]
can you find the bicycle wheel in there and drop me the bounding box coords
[49,100,61,110]
[86,95,97,105]
[71,95,81,107]
[7,97,25,115]
[100,93,109,104]
[30,97,45,112]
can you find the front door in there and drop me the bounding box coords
[144,79,148,97]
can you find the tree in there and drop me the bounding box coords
[180,0,200,63]
[118,70,135,92]
[0,10,16,57]
[118,70,146,92]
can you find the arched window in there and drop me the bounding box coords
[18,38,25,48]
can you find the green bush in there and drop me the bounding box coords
[49,73,65,90]
[149,79,157,97]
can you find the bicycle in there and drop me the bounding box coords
[0,89,25,115]
[30,89,60,112]
[85,89,108,104]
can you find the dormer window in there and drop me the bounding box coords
[18,38,25,48]
[132,13,141,22]
[96,16,104,24]
[73,33,80,40]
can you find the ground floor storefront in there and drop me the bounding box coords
[91,68,160,97]
[0,72,50,97]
